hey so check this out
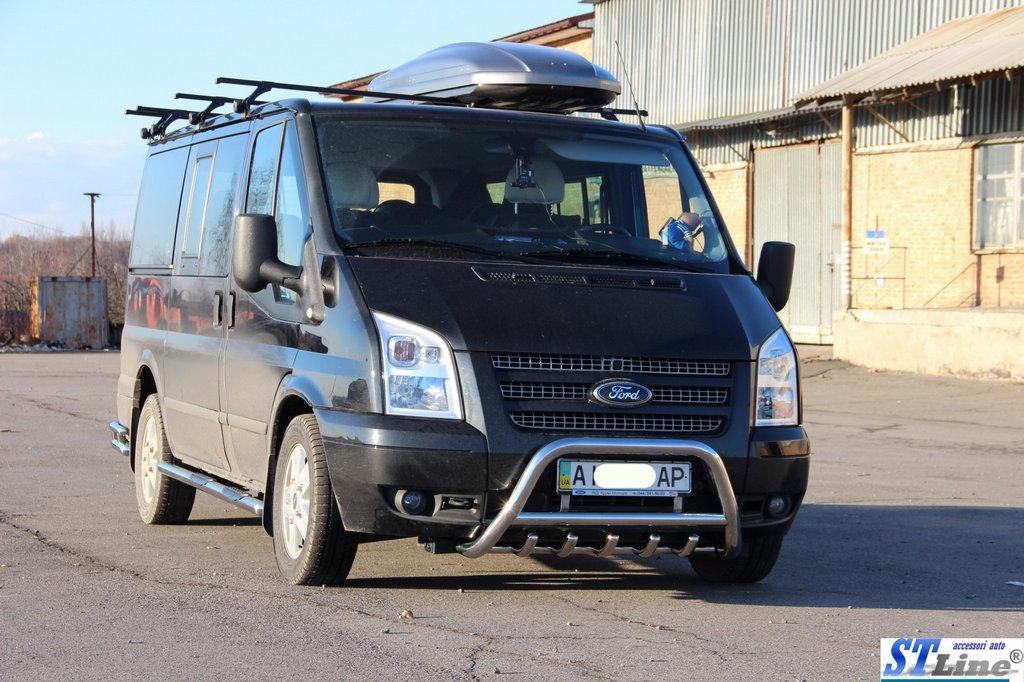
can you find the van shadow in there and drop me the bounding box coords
[345,504,1024,611]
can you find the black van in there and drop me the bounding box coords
[110,43,808,586]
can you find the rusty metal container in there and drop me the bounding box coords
[29,276,109,349]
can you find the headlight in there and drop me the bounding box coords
[754,327,799,426]
[371,311,463,420]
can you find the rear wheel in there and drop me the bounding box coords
[272,414,358,585]
[134,394,195,524]
[688,535,783,583]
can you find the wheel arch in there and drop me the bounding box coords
[263,376,326,536]
[130,358,162,471]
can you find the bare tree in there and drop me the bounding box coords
[0,224,130,344]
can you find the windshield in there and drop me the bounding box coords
[315,116,733,273]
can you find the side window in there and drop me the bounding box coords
[199,135,248,276]
[554,176,605,225]
[642,165,684,238]
[556,181,585,220]
[181,155,214,257]
[486,181,505,204]
[975,143,1024,250]
[275,123,311,268]
[586,176,605,223]
[130,147,189,267]
[378,181,415,203]
[246,124,284,216]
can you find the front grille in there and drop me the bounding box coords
[510,412,723,433]
[491,353,730,376]
[500,381,728,405]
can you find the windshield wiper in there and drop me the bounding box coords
[519,248,712,272]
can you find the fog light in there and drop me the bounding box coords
[766,495,790,518]
[400,490,429,516]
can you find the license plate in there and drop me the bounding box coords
[557,459,691,497]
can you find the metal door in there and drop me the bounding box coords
[753,142,841,344]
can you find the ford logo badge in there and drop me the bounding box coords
[589,379,653,408]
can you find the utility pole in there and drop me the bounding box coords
[83,192,100,278]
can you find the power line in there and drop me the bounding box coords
[0,211,71,235]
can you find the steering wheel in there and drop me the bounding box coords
[576,224,631,238]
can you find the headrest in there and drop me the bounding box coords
[325,161,379,209]
[504,158,564,205]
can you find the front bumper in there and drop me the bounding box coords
[457,437,739,558]
[317,407,808,555]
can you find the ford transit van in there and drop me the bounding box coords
[110,42,808,586]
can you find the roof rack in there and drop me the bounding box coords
[127,75,648,141]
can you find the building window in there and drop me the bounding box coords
[975,143,1024,250]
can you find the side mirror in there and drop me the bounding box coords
[232,214,303,294]
[756,241,795,312]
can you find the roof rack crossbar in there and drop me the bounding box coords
[215,76,463,107]
[579,106,650,121]
[126,106,202,138]
[175,92,266,122]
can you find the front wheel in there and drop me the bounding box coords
[688,535,783,583]
[272,414,358,585]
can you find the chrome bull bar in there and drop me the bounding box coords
[457,438,740,559]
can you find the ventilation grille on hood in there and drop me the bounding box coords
[475,268,684,290]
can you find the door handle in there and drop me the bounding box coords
[227,292,236,329]
[213,291,223,327]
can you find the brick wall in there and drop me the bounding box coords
[978,252,1024,307]
[703,163,749,264]
[548,35,592,60]
[852,146,1024,309]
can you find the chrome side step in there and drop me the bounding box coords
[109,420,130,456]
[156,461,263,516]
[490,533,704,558]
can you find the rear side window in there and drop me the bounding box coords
[199,135,248,276]
[181,155,213,257]
[130,147,188,267]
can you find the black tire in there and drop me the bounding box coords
[272,414,358,586]
[134,394,195,524]
[688,535,783,583]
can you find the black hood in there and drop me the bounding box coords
[346,257,780,361]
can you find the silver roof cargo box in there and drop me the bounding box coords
[365,42,621,113]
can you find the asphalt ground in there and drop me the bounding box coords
[0,350,1021,680]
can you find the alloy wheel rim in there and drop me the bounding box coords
[280,443,311,559]
[140,415,159,504]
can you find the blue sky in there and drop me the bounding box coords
[0,0,585,238]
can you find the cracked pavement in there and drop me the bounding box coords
[0,351,1022,680]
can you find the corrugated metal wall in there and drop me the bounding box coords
[594,0,1022,126]
[689,77,1024,166]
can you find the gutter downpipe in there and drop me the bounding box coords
[841,100,854,311]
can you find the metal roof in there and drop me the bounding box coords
[678,103,842,132]
[796,6,1024,105]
